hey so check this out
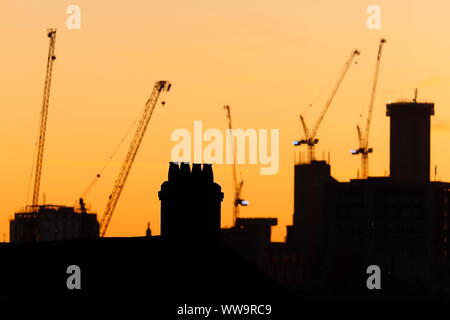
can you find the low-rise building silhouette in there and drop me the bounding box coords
[222,218,277,269]
[10,204,99,243]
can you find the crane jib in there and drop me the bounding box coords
[31,28,57,208]
[99,81,171,237]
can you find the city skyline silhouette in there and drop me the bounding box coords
[2,3,450,313]
[3,2,450,243]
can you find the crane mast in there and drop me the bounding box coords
[352,38,386,179]
[31,29,57,207]
[99,81,171,237]
[295,49,360,163]
[224,105,248,226]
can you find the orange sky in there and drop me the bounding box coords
[1,0,450,242]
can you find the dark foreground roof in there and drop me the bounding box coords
[0,236,297,316]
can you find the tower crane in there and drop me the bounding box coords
[98,81,171,237]
[351,38,386,179]
[31,29,57,207]
[224,105,248,226]
[294,49,360,163]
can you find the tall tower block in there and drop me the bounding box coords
[387,101,434,182]
[158,162,224,240]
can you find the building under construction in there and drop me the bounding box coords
[10,204,99,243]
[222,98,450,295]
[284,99,450,293]
[9,29,171,242]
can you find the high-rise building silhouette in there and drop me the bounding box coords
[283,160,336,281]
[387,101,435,182]
[159,162,224,240]
[288,161,336,247]
[283,99,450,293]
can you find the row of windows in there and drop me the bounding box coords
[266,266,303,285]
[336,235,426,242]
[265,252,304,264]
[336,209,425,218]
[334,224,424,232]
[337,194,425,206]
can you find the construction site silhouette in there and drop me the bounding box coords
[2,31,450,319]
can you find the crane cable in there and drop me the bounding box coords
[357,76,373,127]
[26,120,41,206]
[80,102,148,199]
[300,64,346,116]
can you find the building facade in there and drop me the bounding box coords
[10,204,99,243]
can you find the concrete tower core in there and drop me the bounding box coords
[386,101,434,183]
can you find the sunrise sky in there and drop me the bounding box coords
[1,0,450,241]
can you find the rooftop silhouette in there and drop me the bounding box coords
[2,100,450,303]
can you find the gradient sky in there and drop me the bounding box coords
[1,0,450,242]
